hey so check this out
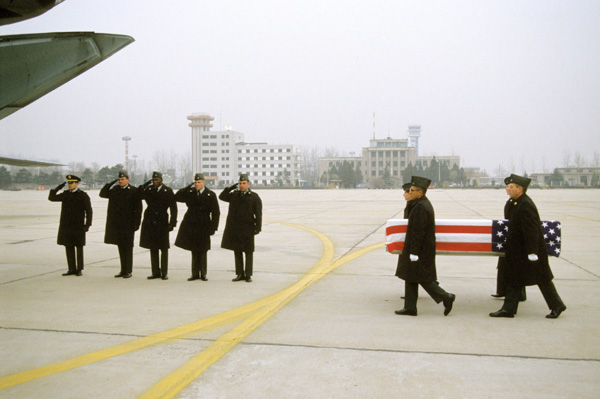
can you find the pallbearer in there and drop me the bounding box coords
[48,175,92,276]
[490,174,566,319]
[492,175,527,302]
[139,171,177,280]
[395,176,455,316]
[175,173,220,281]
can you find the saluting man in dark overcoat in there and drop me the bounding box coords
[175,173,220,281]
[99,170,142,278]
[139,171,177,280]
[395,176,455,316]
[220,174,262,282]
[48,174,92,276]
[490,174,566,319]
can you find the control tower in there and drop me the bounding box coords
[188,113,214,176]
[407,125,421,156]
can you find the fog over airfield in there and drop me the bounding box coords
[1,0,599,174]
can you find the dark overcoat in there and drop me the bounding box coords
[174,187,220,252]
[403,200,414,218]
[219,186,262,252]
[99,183,142,247]
[504,193,554,286]
[495,196,516,278]
[395,195,437,283]
[139,185,177,250]
[48,188,92,246]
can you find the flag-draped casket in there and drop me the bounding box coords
[385,219,561,257]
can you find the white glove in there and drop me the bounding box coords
[528,254,538,261]
[410,254,419,262]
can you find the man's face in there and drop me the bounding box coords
[239,180,250,192]
[68,181,78,190]
[409,186,424,200]
[194,179,205,190]
[118,177,129,187]
[506,183,523,200]
[153,177,162,188]
[403,189,411,201]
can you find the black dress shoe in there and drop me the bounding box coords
[443,293,456,316]
[491,294,504,298]
[546,305,566,319]
[489,309,514,318]
[188,276,199,281]
[75,271,82,276]
[114,273,124,278]
[62,271,75,276]
[147,275,160,279]
[394,308,417,316]
[122,273,132,279]
[161,275,168,280]
[245,276,252,282]
[232,275,245,281]
[200,276,208,281]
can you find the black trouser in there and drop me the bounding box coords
[503,281,565,314]
[495,258,527,300]
[234,251,253,277]
[191,250,208,278]
[404,280,451,311]
[117,245,133,274]
[150,248,168,277]
[65,245,84,272]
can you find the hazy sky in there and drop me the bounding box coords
[1,0,599,175]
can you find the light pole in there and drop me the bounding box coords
[132,155,138,183]
[122,136,131,172]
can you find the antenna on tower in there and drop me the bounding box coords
[372,112,376,139]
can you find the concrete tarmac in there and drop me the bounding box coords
[1,188,599,398]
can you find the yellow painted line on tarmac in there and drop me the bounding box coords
[0,221,331,390]
[0,220,383,396]
[0,300,262,390]
[141,225,384,398]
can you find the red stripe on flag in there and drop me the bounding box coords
[386,242,405,252]
[386,225,407,235]
[435,225,492,234]
[436,242,492,252]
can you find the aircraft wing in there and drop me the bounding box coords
[0,0,65,26]
[0,31,134,120]
[0,155,64,167]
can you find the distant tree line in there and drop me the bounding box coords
[402,158,468,188]
[0,149,193,190]
[320,161,363,188]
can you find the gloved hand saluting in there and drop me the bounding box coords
[55,182,66,190]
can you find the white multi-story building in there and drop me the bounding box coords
[317,128,460,188]
[187,114,302,187]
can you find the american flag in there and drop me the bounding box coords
[385,219,561,257]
